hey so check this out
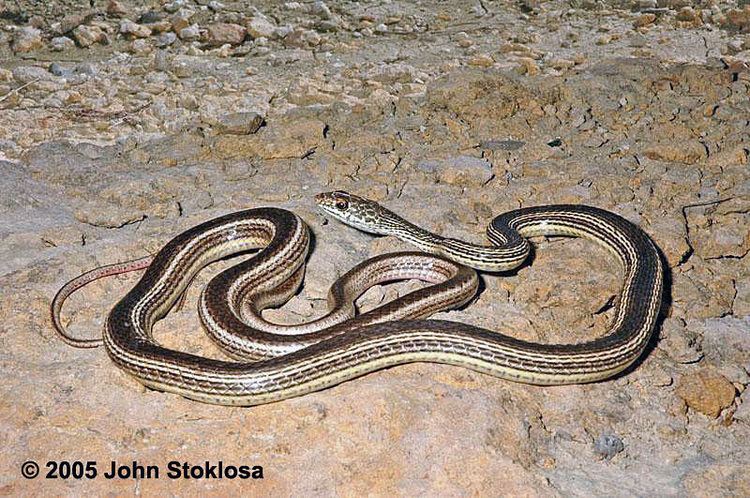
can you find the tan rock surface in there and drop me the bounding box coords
[676,370,738,418]
[1,0,749,496]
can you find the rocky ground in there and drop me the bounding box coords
[1,0,749,495]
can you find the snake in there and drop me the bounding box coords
[50,191,663,406]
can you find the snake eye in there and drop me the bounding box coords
[335,199,349,210]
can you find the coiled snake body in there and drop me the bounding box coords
[51,192,663,406]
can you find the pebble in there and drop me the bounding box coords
[467,54,494,68]
[214,112,265,135]
[164,0,186,13]
[515,57,539,75]
[721,7,750,31]
[49,63,72,77]
[50,36,76,52]
[170,11,193,32]
[455,32,473,48]
[375,23,388,33]
[106,0,128,17]
[676,370,737,418]
[12,27,43,53]
[284,28,321,47]
[676,6,700,23]
[633,13,656,27]
[73,25,105,47]
[206,23,247,47]
[12,66,52,83]
[129,39,153,55]
[311,1,333,19]
[138,11,164,24]
[734,390,750,424]
[316,20,339,32]
[178,25,201,41]
[58,12,90,35]
[593,433,624,460]
[725,39,744,55]
[120,20,152,39]
[208,1,225,11]
[74,62,98,76]
[155,32,177,48]
[247,16,277,39]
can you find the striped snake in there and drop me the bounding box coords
[51,191,663,406]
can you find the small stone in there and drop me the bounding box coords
[246,16,277,39]
[59,12,90,34]
[180,94,199,110]
[726,39,744,55]
[170,11,193,32]
[311,1,332,19]
[215,112,264,135]
[106,0,128,17]
[178,24,201,41]
[633,13,656,27]
[467,54,495,68]
[644,141,706,164]
[456,32,473,48]
[316,20,339,32]
[72,25,105,47]
[375,23,388,33]
[676,6,700,23]
[593,433,624,460]
[208,1,225,11]
[11,66,51,83]
[75,62,98,76]
[734,390,750,424]
[549,58,576,71]
[148,20,173,33]
[155,32,177,47]
[275,25,294,39]
[676,370,737,418]
[138,11,164,24]
[721,6,750,31]
[12,27,43,53]
[515,57,539,74]
[499,42,533,56]
[206,23,247,46]
[49,63,71,77]
[120,20,152,38]
[164,0,186,13]
[214,44,232,58]
[129,39,153,55]
[50,36,75,51]
[284,28,321,47]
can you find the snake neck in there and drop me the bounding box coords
[382,215,529,272]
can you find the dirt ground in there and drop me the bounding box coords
[1,0,748,496]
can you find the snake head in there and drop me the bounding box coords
[315,191,399,235]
